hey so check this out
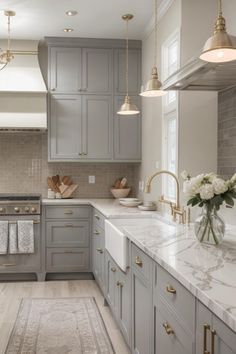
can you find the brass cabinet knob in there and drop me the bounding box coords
[166,285,176,294]
[96,248,103,254]
[135,256,143,268]
[116,281,123,287]
[111,267,116,273]
[93,230,100,235]
[163,322,175,335]
[94,214,100,220]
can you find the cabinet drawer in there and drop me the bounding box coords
[93,208,105,229]
[46,221,89,248]
[156,264,195,333]
[156,298,194,354]
[131,243,152,281]
[46,248,90,272]
[45,206,90,219]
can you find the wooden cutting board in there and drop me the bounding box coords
[61,184,78,199]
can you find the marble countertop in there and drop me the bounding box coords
[42,198,236,332]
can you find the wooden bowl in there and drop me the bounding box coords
[110,188,131,199]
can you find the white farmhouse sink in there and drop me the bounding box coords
[105,219,129,271]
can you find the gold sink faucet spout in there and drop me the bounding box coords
[145,170,188,224]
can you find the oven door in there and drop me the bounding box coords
[0,216,41,273]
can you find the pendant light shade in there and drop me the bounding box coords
[117,14,140,116]
[200,0,236,63]
[140,0,166,97]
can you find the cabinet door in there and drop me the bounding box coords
[117,269,131,347]
[46,221,89,248]
[132,269,152,354]
[82,95,112,159]
[46,248,90,272]
[50,95,82,159]
[50,47,82,93]
[114,96,141,161]
[196,301,212,354]
[105,253,118,314]
[212,315,236,354]
[82,48,112,93]
[114,49,141,95]
[92,232,100,280]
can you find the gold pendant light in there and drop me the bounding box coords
[117,14,140,116]
[140,0,165,97]
[200,0,236,63]
[0,11,15,70]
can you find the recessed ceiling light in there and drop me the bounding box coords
[63,28,74,33]
[66,10,78,16]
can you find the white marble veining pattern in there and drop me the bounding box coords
[42,198,236,332]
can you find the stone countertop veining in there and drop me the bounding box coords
[115,218,236,333]
[42,198,236,332]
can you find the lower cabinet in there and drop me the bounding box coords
[131,244,153,354]
[196,301,236,354]
[92,224,105,293]
[105,251,131,346]
[44,206,91,274]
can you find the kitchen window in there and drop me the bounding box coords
[162,30,180,200]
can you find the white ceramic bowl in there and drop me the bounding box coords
[110,188,131,199]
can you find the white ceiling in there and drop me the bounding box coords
[0,0,161,40]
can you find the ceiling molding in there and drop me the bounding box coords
[142,0,174,40]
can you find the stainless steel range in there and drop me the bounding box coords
[0,194,41,216]
[0,194,43,281]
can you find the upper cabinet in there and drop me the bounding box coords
[114,49,141,95]
[50,47,82,93]
[50,47,112,94]
[39,38,142,162]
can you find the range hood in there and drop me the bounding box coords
[163,56,236,92]
[0,52,47,131]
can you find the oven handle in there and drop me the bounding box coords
[8,220,40,224]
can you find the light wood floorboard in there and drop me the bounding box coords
[0,280,131,354]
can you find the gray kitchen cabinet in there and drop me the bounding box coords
[114,96,141,161]
[105,250,131,347]
[44,205,91,274]
[196,301,236,354]
[49,94,112,161]
[82,48,112,93]
[92,209,106,293]
[114,49,141,95]
[50,94,82,159]
[50,47,82,93]
[82,95,112,159]
[131,243,153,354]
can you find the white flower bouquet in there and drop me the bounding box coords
[181,171,236,210]
[181,171,236,245]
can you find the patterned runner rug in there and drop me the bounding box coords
[6,297,115,353]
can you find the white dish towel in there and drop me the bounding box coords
[0,221,8,254]
[17,220,34,254]
[9,223,18,254]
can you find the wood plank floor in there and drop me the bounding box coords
[0,280,131,354]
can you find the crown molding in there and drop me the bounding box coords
[142,0,174,40]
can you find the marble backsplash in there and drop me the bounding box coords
[0,133,139,198]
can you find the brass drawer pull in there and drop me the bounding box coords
[203,324,210,354]
[111,267,116,272]
[1,263,16,267]
[94,214,100,220]
[93,230,100,235]
[96,248,103,254]
[64,210,73,215]
[65,223,74,227]
[135,256,143,268]
[211,329,216,354]
[166,285,176,294]
[64,251,73,254]
[163,322,175,335]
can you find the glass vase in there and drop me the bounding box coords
[194,205,225,245]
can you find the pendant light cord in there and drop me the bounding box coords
[218,0,222,16]
[154,0,157,67]
[125,18,129,97]
[7,14,11,52]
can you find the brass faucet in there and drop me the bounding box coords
[145,170,188,224]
